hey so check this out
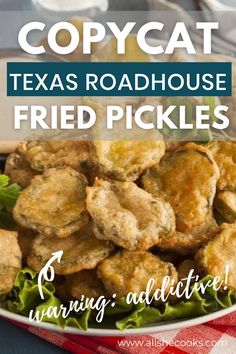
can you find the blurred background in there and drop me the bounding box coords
[0,0,199,11]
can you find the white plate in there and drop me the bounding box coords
[1,304,236,336]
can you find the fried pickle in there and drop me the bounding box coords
[19,141,98,177]
[208,141,236,191]
[4,153,38,188]
[142,143,219,248]
[86,178,175,250]
[0,229,22,296]
[196,223,236,291]
[156,230,216,251]
[64,270,106,299]
[94,140,165,182]
[13,167,89,238]
[97,250,178,299]
[27,225,114,274]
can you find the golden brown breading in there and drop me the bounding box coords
[27,225,114,274]
[86,178,175,250]
[94,140,165,182]
[19,141,98,177]
[157,228,216,251]
[13,167,89,238]
[65,270,106,299]
[196,223,236,291]
[142,143,219,247]
[214,191,236,223]
[97,250,178,299]
[0,229,22,295]
[4,153,38,188]
[208,141,236,191]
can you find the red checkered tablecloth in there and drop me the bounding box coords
[4,311,236,354]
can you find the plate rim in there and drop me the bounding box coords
[1,304,236,336]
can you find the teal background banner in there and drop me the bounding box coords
[7,62,232,97]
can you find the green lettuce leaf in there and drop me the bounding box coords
[5,268,90,331]
[105,297,135,316]
[2,269,236,332]
[115,276,236,330]
[0,175,21,209]
[0,174,21,228]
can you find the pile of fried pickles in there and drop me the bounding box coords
[1,138,236,306]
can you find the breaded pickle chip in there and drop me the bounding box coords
[19,141,98,176]
[13,167,89,238]
[64,270,106,299]
[208,141,236,191]
[97,250,178,299]
[86,179,175,250]
[27,225,114,274]
[196,223,236,290]
[157,229,216,251]
[4,153,38,188]
[0,229,22,295]
[142,143,219,243]
[215,191,236,223]
[94,140,165,181]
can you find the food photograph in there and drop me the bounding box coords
[1,0,236,353]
